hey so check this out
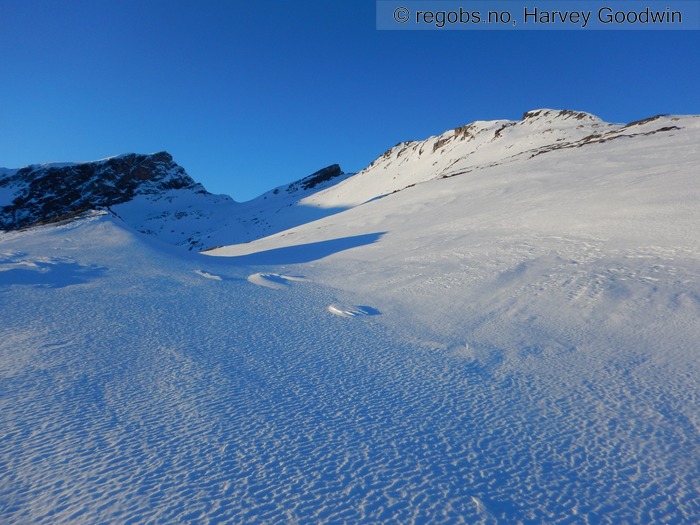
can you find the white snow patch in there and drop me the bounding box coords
[247,272,306,289]
[194,269,222,281]
[327,304,380,318]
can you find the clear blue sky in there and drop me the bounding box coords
[1,0,698,201]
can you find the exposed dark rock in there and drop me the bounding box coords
[286,164,344,193]
[432,137,451,153]
[0,152,206,230]
[623,115,667,128]
[522,109,593,122]
[453,124,477,141]
[647,126,680,134]
[494,122,515,139]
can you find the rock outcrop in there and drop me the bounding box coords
[0,152,206,230]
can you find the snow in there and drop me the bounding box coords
[296,109,619,209]
[0,169,22,207]
[193,269,222,280]
[2,111,699,523]
[247,272,307,289]
[105,165,353,251]
[327,304,380,317]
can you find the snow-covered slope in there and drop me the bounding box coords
[111,162,352,250]
[0,154,350,250]
[206,111,700,521]
[210,112,700,353]
[299,109,686,208]
[189,163,354,249]
[2,110,699,523]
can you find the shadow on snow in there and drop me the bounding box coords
[223,232,386,265]
[0,261,107,289]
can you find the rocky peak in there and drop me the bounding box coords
[521,109,602,125]
[275,164,346,196]
[293,164,344,191]
[0,151,207,230]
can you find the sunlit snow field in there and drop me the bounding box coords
[2,112,700,523]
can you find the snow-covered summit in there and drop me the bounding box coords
[300,108,627,208]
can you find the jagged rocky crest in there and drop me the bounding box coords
[0,152,206,230]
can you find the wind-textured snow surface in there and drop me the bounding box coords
[2,110,700,523]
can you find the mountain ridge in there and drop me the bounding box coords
[0,151,205,230]
[1,109,696,250]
